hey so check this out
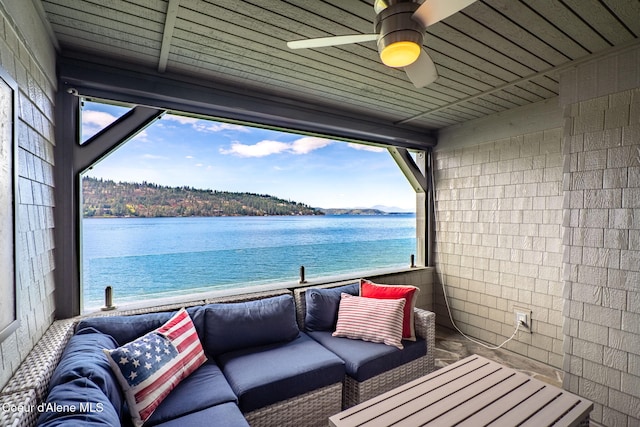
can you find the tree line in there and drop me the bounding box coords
[82,177,323,218]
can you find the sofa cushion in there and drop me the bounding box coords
[37,378,121,426]
[217,333,345,412]
[77,306,205,346]
[104,309,207,427]
[304,283,359,332]
[48,327,123,416]
[204,294,299,357]
[360,279,420,340]
[308,331,426,382]
[144,361,237,426]
[153,402,249,427]
[333,293,405,349]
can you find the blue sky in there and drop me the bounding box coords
[81,101,415,211]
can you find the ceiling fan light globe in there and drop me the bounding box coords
[380,41,421,67]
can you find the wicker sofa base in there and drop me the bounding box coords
[0,389,39,427]
[342,305,436,409]
[0,320,76,427]
[244,382,342,427]
[343,353,430,409]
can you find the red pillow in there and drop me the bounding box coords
[360,279,419,341]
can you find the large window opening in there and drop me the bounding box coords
[80,100,417,311]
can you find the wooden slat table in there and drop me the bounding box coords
[329,355,592,427]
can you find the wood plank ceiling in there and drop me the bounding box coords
[40,0,639,132]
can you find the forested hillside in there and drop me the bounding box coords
[82,177,323,217]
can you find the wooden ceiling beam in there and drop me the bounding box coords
[158,0,181,73]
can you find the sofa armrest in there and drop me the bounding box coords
[0,319,77,427]
[413,307,436,373]
[293,288,307,330]
[1,319,77,401]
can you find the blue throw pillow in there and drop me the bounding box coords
[204,295,299,356]
[304,283,359,332]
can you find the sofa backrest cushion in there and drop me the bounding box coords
[304,283,359,332]
[48,327,123,415]
[76,306,205,346]
[204,294,299,356]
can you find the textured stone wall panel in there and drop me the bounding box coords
[561,44,640,426]
[434,128,565,368]
[0,5,56,390]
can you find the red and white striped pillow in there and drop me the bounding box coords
[332,293,405,349]
[360,279,420,341]
[104,308,206,427]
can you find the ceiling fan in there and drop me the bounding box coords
[286,0,477,88]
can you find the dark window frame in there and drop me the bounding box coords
[54,62,432,317]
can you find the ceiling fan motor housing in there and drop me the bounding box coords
[374,1,425,65]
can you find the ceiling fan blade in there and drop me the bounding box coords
[413,0,477,27]
[287,34,378,50]
[404,49,438,88]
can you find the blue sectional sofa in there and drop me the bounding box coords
[31,285,435,427]
[294,282,435,408]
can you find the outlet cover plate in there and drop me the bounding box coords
[514,306,532,333]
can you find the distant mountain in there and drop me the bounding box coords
[318,206,415,215]
[82,177,323,217]
[370,205,414,213]
[319,208,387,216]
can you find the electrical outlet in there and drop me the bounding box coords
[514,307,532,334]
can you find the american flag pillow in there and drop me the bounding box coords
[104,308,206,427]
[333,293,405,349]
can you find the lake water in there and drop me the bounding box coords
[82,215,416,309]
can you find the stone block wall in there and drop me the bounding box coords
[433,125,565,368]
[0,2,57,389]
[368,267,434,310]
[560,44,640,426]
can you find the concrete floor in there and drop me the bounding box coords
[434,325,564,388]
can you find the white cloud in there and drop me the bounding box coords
[291,137,334,154]
[83,110,118,128]
[220,140,290,157]
[164,115,200,125]
[220,136,334,157]
[163,115,250,133]
[202,122,250,133]
[131,129,149,142]
[185,155,194,159]
[81,110,118,141]
[141,153,166,160]
[348,143,385,152]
